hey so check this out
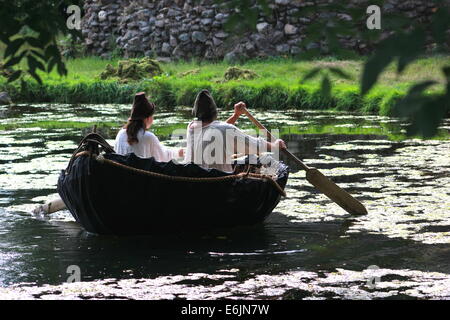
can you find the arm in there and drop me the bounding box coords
[225,101,246,125]
[147,133,181,162]
[228,125,286,155]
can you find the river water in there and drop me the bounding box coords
[0,103,449,299]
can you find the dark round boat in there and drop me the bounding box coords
[57,133,289,235]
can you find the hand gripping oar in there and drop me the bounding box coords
[243,108,367,216]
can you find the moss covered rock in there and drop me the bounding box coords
[223,67,258,81]
[100,57,163,82]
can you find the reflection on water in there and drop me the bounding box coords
[0,103,449,299]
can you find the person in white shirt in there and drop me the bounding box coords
[115,92,184,161]
[185,89,286,172]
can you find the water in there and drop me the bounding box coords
[0,103,449,299]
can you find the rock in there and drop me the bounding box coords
[306,42,319,50]
[284,24,298,35]
[156,57,172,63]
[161,42,171,54]
[170,35,178,47]
[299,17,311,24]
[256,22,270,34]
[140,26,151,34]
[275,0,290,5]
[215,13,225,20]
[213,37,223,46]
[290,46,301,54]
[244,42,255,52]
[0,92,12,105]
[337,13,352,21]
[98,10,108,22]
[179,33,190,42]
[192,31,207,42]
[202,9,214,18]
[276,44,290,53]
[172,45,185,57]
[271,30,284,43]
[167,8,180,17]
[201,18,212,25]
[155,20,165,28]
[214,31,228,39]
[223,51,238,63]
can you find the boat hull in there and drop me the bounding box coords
[58,153,289,235]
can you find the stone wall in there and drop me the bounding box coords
[81,0,448,60]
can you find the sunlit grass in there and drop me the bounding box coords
[1,54,448,115]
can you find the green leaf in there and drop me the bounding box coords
[7,70,22,83]
[397,29,425,74]
[44,44,60,60]
[28,69,43,85]
[361,53,393,95]
[4,38,25,59]
[3,51,26,68]
[57,61,68,77]
[27,54,45,72]
[25,36,43,48]
[47,57,57,73]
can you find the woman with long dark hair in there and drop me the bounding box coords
[115,92,183,161]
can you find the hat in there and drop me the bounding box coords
[192,89,217,120]
[129,92,155,121]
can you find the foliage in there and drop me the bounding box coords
[57,34,85,59]
[1,0,449,137]
[224,0,450,137]
[0,0,82,84]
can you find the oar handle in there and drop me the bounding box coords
[242,108,310,171]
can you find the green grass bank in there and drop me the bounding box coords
[1,56,448,116]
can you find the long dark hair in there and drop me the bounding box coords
[125,92,155,145]
[125,119,146,145]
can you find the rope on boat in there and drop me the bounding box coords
[74,151,286,197]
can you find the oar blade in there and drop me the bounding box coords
[306,168,367,215]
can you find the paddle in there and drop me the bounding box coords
[242,108,368,216]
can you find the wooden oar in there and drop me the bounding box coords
[243,108,368,216]
[33,198,66,215]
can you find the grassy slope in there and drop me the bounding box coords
[1,55,448,115]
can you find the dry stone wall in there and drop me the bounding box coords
[81,0,448,60]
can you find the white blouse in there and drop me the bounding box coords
[185,120,267,172]
[114,128,178,161]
